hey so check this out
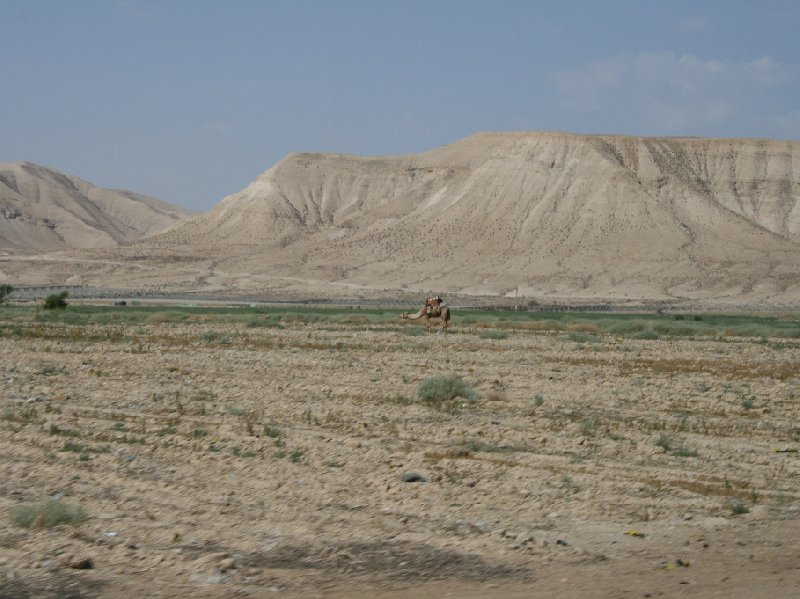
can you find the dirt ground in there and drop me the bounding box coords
[1,313,799,598]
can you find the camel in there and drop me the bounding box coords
[401,299,450,333]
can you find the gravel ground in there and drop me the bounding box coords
[1,315,799,597]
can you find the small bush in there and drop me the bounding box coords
[0,284,13,304]
[672,446,699,458]
[10,497,87,529]
[728,500,749,515]
[43,291,69,310]
[654,434,672,452]
[263,424,281,438]
[416,375,478,406]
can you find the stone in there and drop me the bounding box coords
[69,557,95,570]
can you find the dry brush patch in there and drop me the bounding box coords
[0,307,799,596]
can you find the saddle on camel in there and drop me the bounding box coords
[424,296,445,317]
[401,296,450,332]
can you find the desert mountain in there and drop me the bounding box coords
[0,162,194,253]
[135,132,799,303]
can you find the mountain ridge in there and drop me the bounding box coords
[0,161,195,253]
[3,132,799,304]
[136,132,798,301]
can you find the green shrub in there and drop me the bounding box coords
[10,497,87,529]
[728,500,749,515]
[416,375,478,406]
[43,291,69,310]
[654,434,672,452]
[0,284,13,304]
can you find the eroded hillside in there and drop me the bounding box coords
[140,132,800,302]
[2,133,799,304]
[0,162,194,253]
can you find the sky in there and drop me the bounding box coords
[2,0,799,211]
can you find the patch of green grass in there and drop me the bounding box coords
[416,375,478,407]
[38,366,66,376]
[654,434,673,452]
[263,424,282,439]
[672,446,699,458]
[478,329,509,340]
[60,441,88,453]
[655,434,697,457]
[399,327,425,336]
[560,476,582,494]
[48,423,78,437]
[568,332,601,343]
[728,500,750,515]
[1,407,39,424]
[155,426,177,437]
[191,390,217,402]
[10,497,87,529]
[633,329,660,340]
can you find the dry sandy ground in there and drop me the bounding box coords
[1,314,799,598]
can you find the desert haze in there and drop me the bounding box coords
[1,132,799,305]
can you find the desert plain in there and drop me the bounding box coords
[1,303,799,598]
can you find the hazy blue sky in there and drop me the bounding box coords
[3,0,799,210]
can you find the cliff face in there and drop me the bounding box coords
[146,132,799,301]
[0,162,194,253]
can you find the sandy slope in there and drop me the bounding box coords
[0,162,195,253]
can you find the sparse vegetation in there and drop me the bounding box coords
[654,434,673,452]
[10,497,87,529]
[478,329,509,340]
[0,301,797,594]
[416,375,478,406]
[728,500,750,515]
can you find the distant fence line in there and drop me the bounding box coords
[7,286,674,313]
